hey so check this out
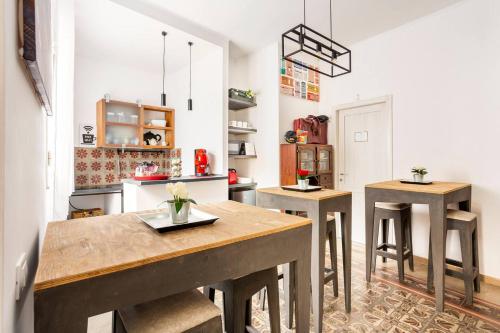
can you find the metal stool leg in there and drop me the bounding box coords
[459,227,474,306]
[381,219,389,263]
[472,227,481,292]
[393,215,405,283]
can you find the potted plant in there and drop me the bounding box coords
[411,167,428,183]
[297,169,311,189]
[164,182,196,224]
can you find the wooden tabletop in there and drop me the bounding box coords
[257,187,351,201]
[34,201,311,291]
[365,180,471,194]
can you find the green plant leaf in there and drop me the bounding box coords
[187,198,197,205]
[175,201,183,214]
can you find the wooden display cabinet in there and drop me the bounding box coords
[280,143,334,189]
[96,99,175,149]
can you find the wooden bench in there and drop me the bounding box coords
[114,289,223,333]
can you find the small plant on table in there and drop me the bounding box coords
[297,169,311,189]
[411,167,428,183]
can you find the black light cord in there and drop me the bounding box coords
[189,42,192,99]
[303,0,306,25]
[162,31,167,94]
[330,0,333,48]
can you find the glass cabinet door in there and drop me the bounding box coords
[317,146,332,174]
[297,146,316,174]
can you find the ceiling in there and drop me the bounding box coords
[75,0,220,73]
[134,0,462,58]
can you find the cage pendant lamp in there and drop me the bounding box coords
[161,31,167,106]
[281,0,351,78]
[188,41,193,111]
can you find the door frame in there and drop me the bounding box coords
[333,95,393,189]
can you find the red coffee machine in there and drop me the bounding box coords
[194,149,208,176]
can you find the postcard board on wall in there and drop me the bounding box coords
[280,59,320,102]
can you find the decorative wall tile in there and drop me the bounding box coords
[74,147,171,189]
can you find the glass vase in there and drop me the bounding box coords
[169,201,190,224]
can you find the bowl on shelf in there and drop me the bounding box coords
[150,119,167,127]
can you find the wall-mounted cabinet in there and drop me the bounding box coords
[96,99,175,149]
[280,144,334,189]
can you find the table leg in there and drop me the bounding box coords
[283,262,295,329]
[294,255,311,333]
[365,190,376,282]
[309,206,327,333]
[341,208,352,313]
[35,296,88,333]
[429,199,447,312]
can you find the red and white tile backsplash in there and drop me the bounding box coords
[74,148,178,189]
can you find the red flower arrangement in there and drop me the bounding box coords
[297,169,310,180]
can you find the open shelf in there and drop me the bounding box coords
[141,145,173,150]
[228,126,257,135]
[106,122,139,128]
[229,154,257,159]
[97,99,175,150]
[143,125,174,131]
[228,97,257,111]
[228,182,257,189]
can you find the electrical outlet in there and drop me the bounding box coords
[15,253,27,301]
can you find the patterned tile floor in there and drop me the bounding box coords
[88,243,500,333]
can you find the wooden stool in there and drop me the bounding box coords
[204,267,280,333]
[371,202,414,282]
[427,209,480,305]
[114,289,223,333]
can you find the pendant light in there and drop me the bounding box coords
[281,0,351,78]
[161,31,167,106]
[188,41,193,111]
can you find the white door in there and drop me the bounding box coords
[335,96,392,243]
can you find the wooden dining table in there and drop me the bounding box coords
[257,187,352,333]
[34,201,312,332]
[365,180,471,312]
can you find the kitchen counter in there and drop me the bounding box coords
[122,174,228,212]
[122,174,227,186]
[71,185,123,196]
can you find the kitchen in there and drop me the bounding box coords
[5,0,500,332]
[70,0,229,215]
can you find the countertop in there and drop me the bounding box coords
[122,174,228,186]
[71,185,123,196]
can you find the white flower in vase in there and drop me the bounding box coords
[163,182,196,224]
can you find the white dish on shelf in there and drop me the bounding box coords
[151,119,167,127]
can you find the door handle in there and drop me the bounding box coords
[339,173,348,176]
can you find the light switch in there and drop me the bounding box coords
[15,253,27,301]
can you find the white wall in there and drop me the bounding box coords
[279,94,319,143]
[228,43,281,188]
[3,0,47,332]
[74,50,225,176]
[320,0,500,279]
[165,49,225,175]
[74,55,163,145]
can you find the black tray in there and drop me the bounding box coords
[400,179,433,185]
[136,208,219,233]
[281,185,323,192]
